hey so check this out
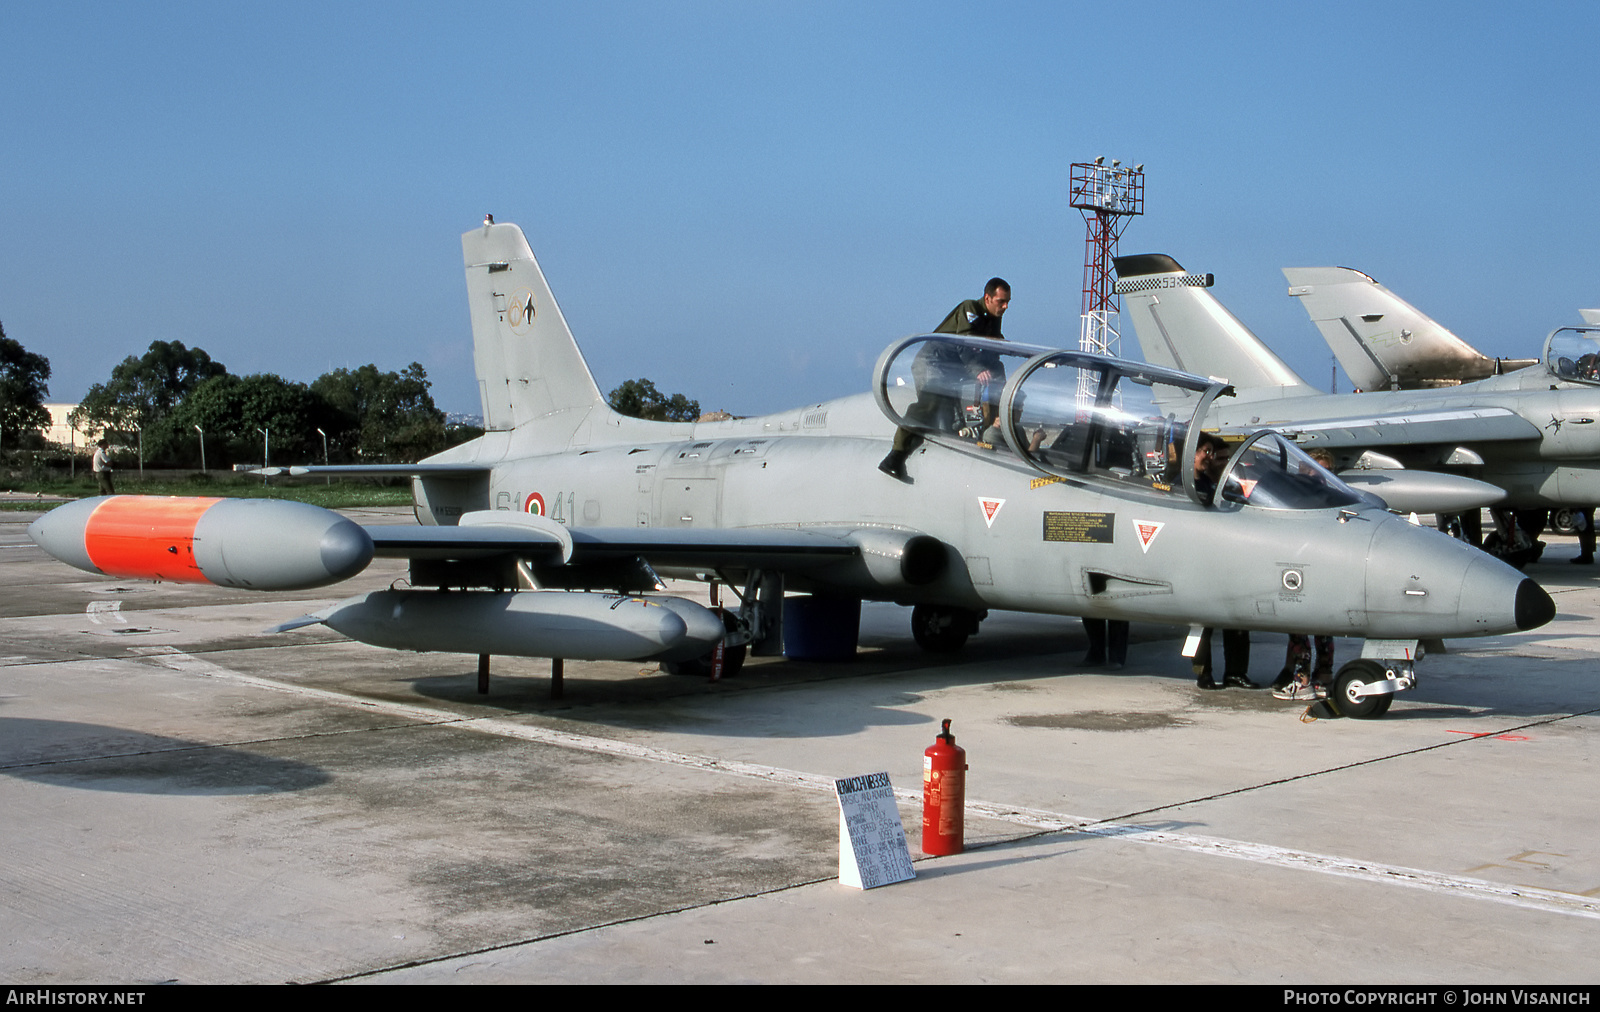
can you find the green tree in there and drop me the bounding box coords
[0,323,51,447]
[75,341,227,430]
[311,362,446,462]
[608,378,701,422]
[170,373,335,468]
[72,341,228,460]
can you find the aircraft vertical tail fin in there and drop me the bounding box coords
[462,222,607,431]
[1284,266,1494,389]
[1115,254,1310,392]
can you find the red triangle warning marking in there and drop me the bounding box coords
[1132,519,1165,553]
[979,498,1005,528]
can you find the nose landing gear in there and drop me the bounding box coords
[1321,643,1418,719]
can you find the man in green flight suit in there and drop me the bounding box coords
[878,277,1011,480]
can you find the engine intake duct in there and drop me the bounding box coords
[807,528,947,594]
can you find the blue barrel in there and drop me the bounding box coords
[782,594,861,661]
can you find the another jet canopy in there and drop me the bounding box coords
[1546,326,1600,384]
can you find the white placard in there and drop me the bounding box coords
[835,772,915,890]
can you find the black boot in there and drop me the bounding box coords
[878,449,909,480]
[1222,630,1258,688]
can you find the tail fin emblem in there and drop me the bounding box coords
[508,289,537,334]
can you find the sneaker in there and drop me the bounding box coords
[1273,679,1317,701]
[1270,667,1295,690]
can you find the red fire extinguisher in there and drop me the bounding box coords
[922,718,967,856]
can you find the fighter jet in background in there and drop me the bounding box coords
[26,224,1556,719]
[1117,253,1600,557]
[1282,266,1538,391]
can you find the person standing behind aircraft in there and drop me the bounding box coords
[878,278,1011,480]
[92,439,115,496]
[1188,433,1255,689]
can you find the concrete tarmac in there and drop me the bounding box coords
[1,507,1597,984]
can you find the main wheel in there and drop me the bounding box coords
[1327,659,1394,719]
[911,604,976,653]
[1550,508,1579,535]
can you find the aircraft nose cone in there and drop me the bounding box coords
[1515,577,1556,631]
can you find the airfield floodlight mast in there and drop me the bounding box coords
[193,423,205,472]
[1071,158,1145,404]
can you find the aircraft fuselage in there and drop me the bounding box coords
[419,398,1543,642]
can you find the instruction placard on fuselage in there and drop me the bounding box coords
[1042,511,1115,544]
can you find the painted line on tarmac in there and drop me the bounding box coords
[134,645,1600,923]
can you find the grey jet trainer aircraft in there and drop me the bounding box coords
[1116,254,1600,534]
[27,221,1556,718]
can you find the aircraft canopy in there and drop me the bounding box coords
[1546,326,1600,384]
[873,335,1364,510]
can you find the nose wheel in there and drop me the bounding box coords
[1326,659,1400,719]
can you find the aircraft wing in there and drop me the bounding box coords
[1247,406,1544,449]
[368,521,862,570]
[26,497,872,593]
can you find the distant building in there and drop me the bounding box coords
[42,404,93,451]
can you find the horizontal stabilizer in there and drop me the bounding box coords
[255,463,492,479]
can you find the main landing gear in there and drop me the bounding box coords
[1440,508,1547,570]
[910,604,987,653]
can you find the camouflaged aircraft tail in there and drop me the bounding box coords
[1284,266,1530,390]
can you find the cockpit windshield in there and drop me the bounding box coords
[1546,327,1600,385]
[1212,431,1364,511]
[872,335,1364,511]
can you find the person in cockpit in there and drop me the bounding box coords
[1190,432,1227,505]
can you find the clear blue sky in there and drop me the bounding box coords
[4,1,1597,417]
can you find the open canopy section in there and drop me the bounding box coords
[1546,326,1600,384]
[874,335,1048,446]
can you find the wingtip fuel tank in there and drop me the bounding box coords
[28,496,374,591]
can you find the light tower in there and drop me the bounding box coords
[1070,158,1145,361]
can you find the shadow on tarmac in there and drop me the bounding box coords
[0,717,330,795]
